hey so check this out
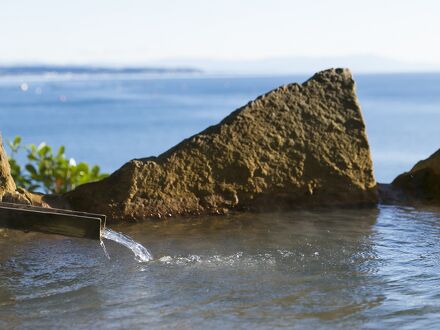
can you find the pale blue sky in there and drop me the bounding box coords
[0,0,439,68]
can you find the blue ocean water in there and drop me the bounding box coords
[0,72,439,183]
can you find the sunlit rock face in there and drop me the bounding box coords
[392,148,440,203]
[0,134,16,197]
[64,68,378,222]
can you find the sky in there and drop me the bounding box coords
[0,0,439,71]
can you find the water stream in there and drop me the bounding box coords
[101,228,153,262]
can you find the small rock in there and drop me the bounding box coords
[392,148,440,203]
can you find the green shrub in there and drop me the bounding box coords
[7,136,108,194]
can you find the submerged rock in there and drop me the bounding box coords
[392,148,440,203]
[65,68,377,222]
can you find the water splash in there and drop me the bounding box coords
[101,228,153,262]
[100,240,110,260]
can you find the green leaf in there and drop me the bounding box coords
[38,145,51,157]
[13,136,22,146]
[76,162,89,173]
[25,164,38,176]
[57,145,65,156]
[91,165,100,176]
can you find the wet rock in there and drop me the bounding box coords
[392,148,440,203]
[64,68,377,222]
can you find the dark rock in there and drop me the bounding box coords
[392,148,440,203]
[64,68,377,222]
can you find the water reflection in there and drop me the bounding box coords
[1,205,440,328]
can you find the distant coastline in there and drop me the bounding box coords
[0,65,202,76]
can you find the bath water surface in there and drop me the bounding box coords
[1,206,440,328]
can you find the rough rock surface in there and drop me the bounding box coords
[392,148,440,203]
[65,68,377,222]
[0,134,16,197]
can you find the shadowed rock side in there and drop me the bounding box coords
[64,68,377,222]
[392,148,440,203]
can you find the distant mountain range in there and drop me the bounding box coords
[1,55,439,76]
[148,55,440,74]
[0,65,202,76]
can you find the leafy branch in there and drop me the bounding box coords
[7,136,108,194]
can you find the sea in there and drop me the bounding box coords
[1,70,440,329]
[1,71,439,183]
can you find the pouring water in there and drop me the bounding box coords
[101,228,153,262]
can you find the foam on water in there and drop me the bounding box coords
[154,250,306,267]
[101,228,153,262]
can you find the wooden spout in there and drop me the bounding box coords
[0,202,106,240]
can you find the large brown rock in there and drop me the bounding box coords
[65,68,377,222]
[392,148,440,203]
